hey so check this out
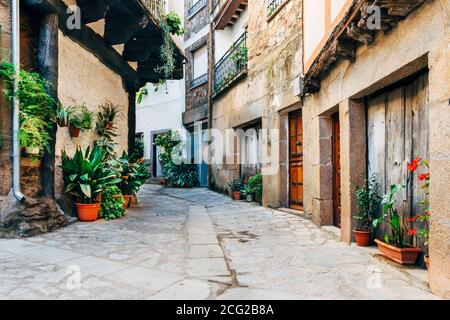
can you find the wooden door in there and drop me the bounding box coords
[289,110,304,210]
[332,112,341,228]
[367,72,429,243]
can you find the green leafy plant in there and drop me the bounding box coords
[154,130,182,170]
[165,11,186,36]
[373,184,410,248]
[248,174,262,203]
[229,177,243,192]
[109,152,151,196]
[99,185,125,221]
[0,62,55,156]
[79,104,94,130]
[136,87,148,104]
[354,175,379,232]
[60,143,122,204]
[55,103,76,127]
[130,135,145,163]
[231,44,248,69]
[164,162,199,188]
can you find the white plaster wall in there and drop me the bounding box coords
[136,80,185,160]
[214,8,248,61]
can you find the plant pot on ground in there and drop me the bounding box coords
[353,175,379,246]
[373,184,422,265]
[60,143,122,222]
[122,195,132,209]
[228,178,243,201]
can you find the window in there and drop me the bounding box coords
[193,45,208,79]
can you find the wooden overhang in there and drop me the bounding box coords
[214,0,248,30]
[25,0,185,90]
[300,0,426,95]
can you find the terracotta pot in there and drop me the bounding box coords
[374,239,422,265]
[69,125,81,138]
[123,195,132,209]
[130,195,138,207]
[233,191,241,200]
[96,192,102,203]
[424,255,430,270]
[354,230,371,247]
[75,203,100,222]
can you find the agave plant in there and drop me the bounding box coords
[55,103,76,127]
[60,143,122,204]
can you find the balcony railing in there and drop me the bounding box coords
[188,0,207,19]
[190,73,208,89]
[213,32,248,93]
[143,0,166,20]
[267,0,285,17]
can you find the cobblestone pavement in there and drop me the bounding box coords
[0,185,437,299]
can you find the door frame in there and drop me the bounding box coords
[288,109,304,210]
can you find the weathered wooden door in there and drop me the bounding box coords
[289,110,304,210]
[332,112,341,228]
[367,72,429,240]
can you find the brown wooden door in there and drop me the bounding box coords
[289,110,304,210]
[332,112,341,228]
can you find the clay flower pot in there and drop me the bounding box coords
[75,203,100,222]
[354,230,371,247]
[233,191,241,200]
[374,239,422,265]
[424,255,430,270]
[69,125,81,138]
[123,195,132,209]
[130,195,138,207]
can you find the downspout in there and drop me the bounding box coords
[12,0,25,202]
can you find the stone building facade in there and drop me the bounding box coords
[183,0,210,127]
[300,0,449,298]
[209,0,303,208]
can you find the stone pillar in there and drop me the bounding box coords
[312,116,333,226]
[428,47,450,298]
[262,112,281,208]
[339,99,367,244]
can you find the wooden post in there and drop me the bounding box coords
[38,13,58,197]
[127,82,137,155]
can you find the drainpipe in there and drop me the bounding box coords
[12,0,25,202]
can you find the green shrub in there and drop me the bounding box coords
[100,186,125,221]
[164,162,199,188]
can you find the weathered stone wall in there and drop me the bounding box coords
[210,0,303,206]
[55,33,129,198]
[302,0,449,297]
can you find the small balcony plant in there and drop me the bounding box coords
[69,104,93,137]
[353,175,379,246]
[373,183,422,265]
[55,103,76,127]
[229,178,243,200]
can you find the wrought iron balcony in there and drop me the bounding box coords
[188,0,208,19]
[267,0,286,17]
[190,73,208,89]
[213,32,248,94]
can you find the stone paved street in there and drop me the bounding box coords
[0,185,437,299]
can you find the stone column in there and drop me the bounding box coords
[339,99,366,244]
[428,46,450,298]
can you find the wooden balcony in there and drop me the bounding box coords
[212,0,248,30]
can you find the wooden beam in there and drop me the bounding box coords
[104,14,149,45]
[346,22,374,44]
[123,38,160,62]
[25,0,138,83]
[76,0,109,24]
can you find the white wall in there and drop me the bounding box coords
[214,8,248,61]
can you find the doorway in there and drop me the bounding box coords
[332,112,341,228]
[288,110,304,210]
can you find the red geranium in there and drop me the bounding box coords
[408,228,417,236]
[418,173,429,181]
[407,157,422,172]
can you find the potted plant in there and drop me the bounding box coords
[353,175,379,246]
[241,178,254,202]
[19,114,50,163]
[55,103,75,127]
[164,162,199,188]
[99,185,125,220]
[69,115,83,138]
[97,101,120,131]
[407,157,430,269]
[248,174,262,204]
[229,178,243,200]
[373,184,422,265]
[60,144,122,221]
[109,152,150,209]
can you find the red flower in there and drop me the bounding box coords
[407,157,422,172]
[418,173,429,181]
[408,228,417,236]
[407,216,417,222]
[243,179,248,184]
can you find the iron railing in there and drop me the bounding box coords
[213,32,248,93]
[143,0,166,20]
[190,73,208,89]
[267,0,285,17]
[188,0,207,19]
